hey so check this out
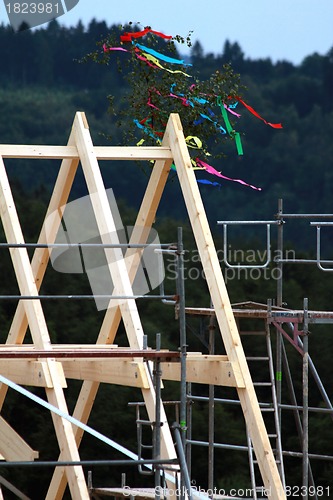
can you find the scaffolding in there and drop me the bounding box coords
[181,201,333,499]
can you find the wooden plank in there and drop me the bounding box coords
[0,349,178,360]
[0,360,66,388]
[61,359,149,388]
[161,355,245,387]
[165,113,286,500]
[0,417,38,461]
[0,145,78,159]
[0,145,173,160]
[0,155,89,499]
[95,146,173,160]
[0,344,118,350]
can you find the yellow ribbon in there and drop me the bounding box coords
[141,52,192,77]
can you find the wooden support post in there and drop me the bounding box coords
[164,113,285,499]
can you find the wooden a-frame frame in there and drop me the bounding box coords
[0,112,286,499]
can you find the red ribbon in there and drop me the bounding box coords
[120,28,172,42]
[235,97,283,129]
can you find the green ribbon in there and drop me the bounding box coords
[217,97,243,156]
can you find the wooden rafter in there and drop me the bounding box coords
[164,113,285,499]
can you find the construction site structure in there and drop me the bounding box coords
[0,112,329,500]
[182,205,333,499]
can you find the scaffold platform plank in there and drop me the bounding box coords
[0,347,180,361]
[185,305,333,322]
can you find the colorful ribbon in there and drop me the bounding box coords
[235,97,283,129]
[224,102,241,118]
[186,136,203,149]
[103,45,129,53]
[133,119,162,142]
[138,52,192,76]
[102,25,283,193]
[120,27,173,42]
[194,111,227,134]
[196,158,261,191]
[217,97,243,155]
[134,43,192,66]
[197,179,222,189]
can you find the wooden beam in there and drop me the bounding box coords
[0,348,179,360]
[0,417,38,461]
[0,360,66,388]
[0,344,118,350]
[165,113,286,500]
[61,359,149,388]
[0,145,173,160]
[161,355,245,388]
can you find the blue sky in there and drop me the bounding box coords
[1,0,333,64]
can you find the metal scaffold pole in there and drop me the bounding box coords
[176,226,188,500]
[208,308,216,494]
[276,199,284,433]
[302,299,309,498]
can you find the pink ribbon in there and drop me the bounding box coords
[196,159,262,191]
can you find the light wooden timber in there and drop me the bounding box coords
[0,360,66,388]
[0,347,179,360]
[0,111,286,499]
[0,355,241,389]
[165,113,285,499]
[0,145,173,160]
[0,343,118,350]
[161,354,244,388]
[0,418,38,461]
[0,127,80,408]
[61,359,150,388]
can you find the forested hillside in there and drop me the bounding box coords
[0,19,332,498]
